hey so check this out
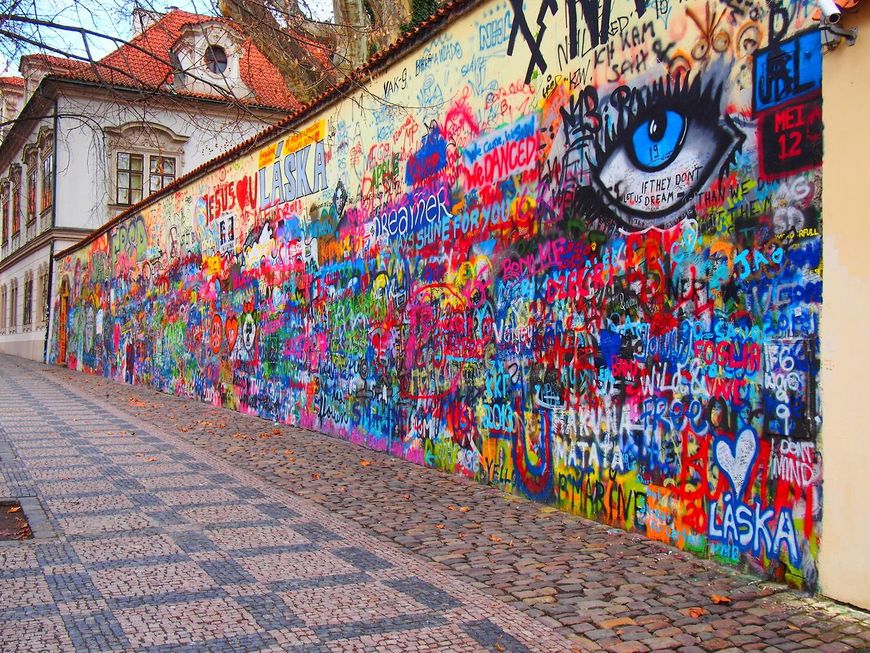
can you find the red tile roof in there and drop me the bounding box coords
[22,9,303,110]
[237,40,299,112]
[0,76,25,87]
[22,54,91,74]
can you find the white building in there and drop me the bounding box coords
[0,8,300,360]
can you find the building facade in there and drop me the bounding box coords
[0,9,298,360]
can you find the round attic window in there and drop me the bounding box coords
[204,45,228,74]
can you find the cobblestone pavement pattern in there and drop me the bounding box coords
[0,355,571,653]
[2,354,869,652]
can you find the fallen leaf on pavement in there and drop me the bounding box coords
[128,398,147,407]
[688,607,705,618]
[403,494,411,500]
[436,524,444,529]
[359,459,372,467]
[490,535,503,543]
[9,506,21,513]
[312,473,321,480]
[448,505,456,511]
[494,642,505,652]
[711,594,732,605]
[459,506,471,512]
[146,457,158,462]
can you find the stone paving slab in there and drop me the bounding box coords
[0,356,572,653]
[4,353,870,652]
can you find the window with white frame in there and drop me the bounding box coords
[38,265,49,326]
[26,167,36,223]
[23,146,36,225]
[116,152,144,205]
[1,183,8,243]
[204,45,228,74]
[105,123,187,209]
[8,278,17,328]
[10,167,21,236]
[149,155,176,194]
[23,272,33,327]
[41,153,52,211]
[38,127,53,213]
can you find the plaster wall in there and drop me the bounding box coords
[54,92,280,230]
[0,328,46,359]
[52,0,827,589]
[0,242,50,360]
[818,5,870,610]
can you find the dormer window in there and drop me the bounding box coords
[168,21,252,98]
[205,45,228,74]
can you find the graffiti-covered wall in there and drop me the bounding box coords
[51,0,825,588]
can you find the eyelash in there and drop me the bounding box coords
[593,73,726,166]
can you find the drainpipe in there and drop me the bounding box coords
[51,98,58,228]
[42,240,54,363]
[42,98,59,363]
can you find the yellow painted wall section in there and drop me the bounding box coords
[819,6,870,610]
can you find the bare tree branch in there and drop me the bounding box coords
[0,13,281,111]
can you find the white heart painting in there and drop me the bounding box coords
[715,428,758,499]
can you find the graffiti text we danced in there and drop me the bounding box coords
[462,115,538,189]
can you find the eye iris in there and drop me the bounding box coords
[630,110,687,172]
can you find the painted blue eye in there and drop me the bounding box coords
[630,110,687,172]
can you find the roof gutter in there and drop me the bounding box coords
[49,76,296,115]
[55,0,482,261]
[42,239,54,363]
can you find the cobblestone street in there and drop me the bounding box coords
[1,353,868,652]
